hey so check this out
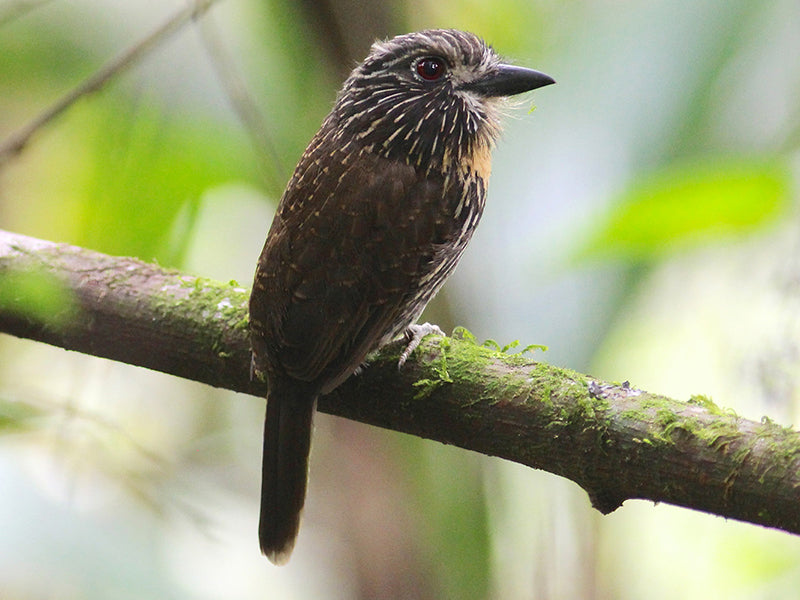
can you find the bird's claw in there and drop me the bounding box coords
[398,322,445,368]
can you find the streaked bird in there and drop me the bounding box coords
[249,28,554,564]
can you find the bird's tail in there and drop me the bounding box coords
[259,386,316,565]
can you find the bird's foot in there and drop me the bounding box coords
[398,322,445,368]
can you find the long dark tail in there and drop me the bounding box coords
[259,387,316,564]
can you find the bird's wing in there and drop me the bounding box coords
[250,147,482,391]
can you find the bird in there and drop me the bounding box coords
[249,28,554,564]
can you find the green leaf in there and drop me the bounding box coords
[0,397,43,432]
[69,96,256,265]
[0,268,77,328]
[575,160,790,262]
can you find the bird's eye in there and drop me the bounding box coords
[416,57,446,81]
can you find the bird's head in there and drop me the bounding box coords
[330,29,554,172]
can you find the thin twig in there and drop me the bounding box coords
[0,0,220,166]
[198,13,287,196]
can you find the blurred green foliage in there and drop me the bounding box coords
[0,268,77,326]
[576,160,791,261]
[0,396,42,432]
[72,98,255,262]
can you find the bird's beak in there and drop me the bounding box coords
[463,64,555,97]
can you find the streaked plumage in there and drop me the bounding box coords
[249,29,554,564]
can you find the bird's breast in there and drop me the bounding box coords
[462,138,493,182]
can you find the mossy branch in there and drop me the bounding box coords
[2,228,800,536]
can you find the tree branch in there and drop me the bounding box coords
[2,228,799,536]
[0,0,220,165]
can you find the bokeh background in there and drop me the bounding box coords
[2,0,800,598]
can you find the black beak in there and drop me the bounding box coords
[463,64,555,97]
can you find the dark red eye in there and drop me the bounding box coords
[416,57,446,81]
